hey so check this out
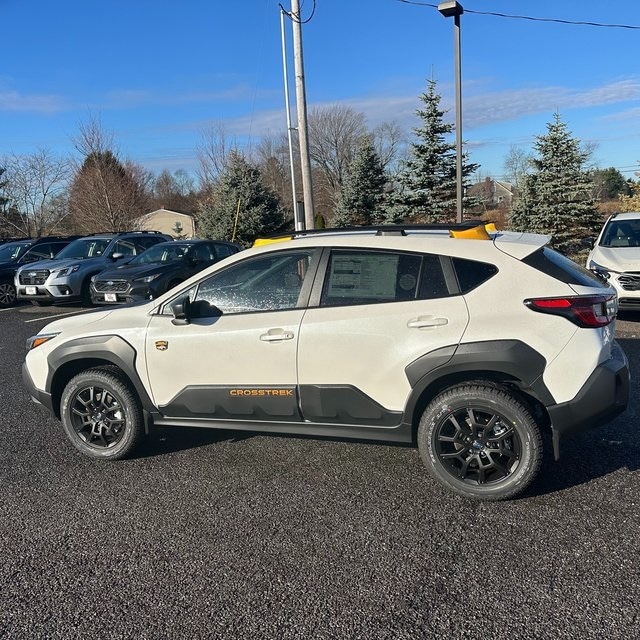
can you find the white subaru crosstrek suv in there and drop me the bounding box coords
[586,211,640,310]
[22,223,629,501]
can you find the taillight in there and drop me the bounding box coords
[524,295,617,328]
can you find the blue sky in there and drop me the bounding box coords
[1,0,639,182]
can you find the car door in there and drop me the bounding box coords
[144,248,319,422]
[296,248,470,425]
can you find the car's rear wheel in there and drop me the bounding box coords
[0,279,17,308]
[60,368,144,460]
[418,383,543,501]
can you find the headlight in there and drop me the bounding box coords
[55,264,80,277]
[134,274,160,284]
[588,260,618,278]
[26,332,60,350]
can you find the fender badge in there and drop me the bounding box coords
[155,340,169,351]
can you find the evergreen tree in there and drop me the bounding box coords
[333,136,388,227]
[391,78,479,223]
[197,151,284,247]
[509,113,601,254]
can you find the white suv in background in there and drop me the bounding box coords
[586,211,640,310]
[22,223,629,501]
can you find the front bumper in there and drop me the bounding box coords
[547,340,629,458]
[22,363,55,416]
[90,283,154,305]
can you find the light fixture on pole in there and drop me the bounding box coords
[438,0,464,223]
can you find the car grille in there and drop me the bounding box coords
[19,269,50,285]
[618,272,640,291]
[93,279,129,293]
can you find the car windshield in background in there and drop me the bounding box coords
[55,238,111,260]
[600,220,640,248]
[0,241,31,262]
[130,244,189,265]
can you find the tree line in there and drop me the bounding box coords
[1,80,638,253]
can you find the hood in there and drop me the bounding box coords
[19,257,83,271]
[96,262,179,280]
[39,300,156,335]
[590,246,640,271]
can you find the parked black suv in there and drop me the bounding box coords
[90,239,240,305]
[0,236,80,308]
[15,231,173,306]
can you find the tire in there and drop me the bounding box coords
[0,279,17,308]
[60,368,144,460]
[417,383,543,501]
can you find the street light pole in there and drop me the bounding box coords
[438,1,464,223]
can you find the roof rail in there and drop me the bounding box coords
[83,230,167,237]
[259,220,489,241]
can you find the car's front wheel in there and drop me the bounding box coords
[418,383,543,501]
[0,279,17,308]
[60,368,144,460]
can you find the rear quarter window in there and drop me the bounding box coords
[451,257,498,293]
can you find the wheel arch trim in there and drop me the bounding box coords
[404,340,553,426]
[46,335,157,418]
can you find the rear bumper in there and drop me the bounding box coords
[547,340,629,458]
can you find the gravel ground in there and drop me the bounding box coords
[1,305,638,639]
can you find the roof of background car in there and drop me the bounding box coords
[610,212,640,221]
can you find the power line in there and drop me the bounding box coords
[396,0,640,30]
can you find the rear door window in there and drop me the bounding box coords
[320,250,449,307]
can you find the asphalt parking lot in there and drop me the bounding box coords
[1,303,639,639]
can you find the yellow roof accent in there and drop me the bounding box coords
[449,224,491,240]
[252,236,293,247]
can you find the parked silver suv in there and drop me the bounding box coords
[15,231,172,306]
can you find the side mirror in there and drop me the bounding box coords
[171,295,192,326]
[111,252,125,261]
[581,238,595,250]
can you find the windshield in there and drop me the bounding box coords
[55,238,111,260]
[0,241,32,263]
[130,244,189,265]
[599,219,640,248]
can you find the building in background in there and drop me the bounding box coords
[135,208,196,239]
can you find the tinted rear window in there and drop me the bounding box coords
[522,247,606,287]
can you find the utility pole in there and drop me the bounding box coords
[291,0,315,230]
[280,8,302,231]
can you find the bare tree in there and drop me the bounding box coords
[503,145,532,190]
[69,116,150,232]
[196,122,237,191]
[255,133,295,215]
[151,169,198,212]
[307,105,367,199]
[371,120,405,174]
[1,149,72,236]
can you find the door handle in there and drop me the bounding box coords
[260,329,295,342]
[407,316,449,329]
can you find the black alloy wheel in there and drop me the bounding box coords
[60,368,143,460]
[418,384,543,501]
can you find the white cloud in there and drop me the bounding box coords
[0,90,68,113]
